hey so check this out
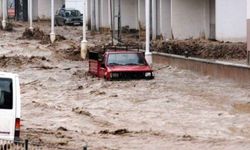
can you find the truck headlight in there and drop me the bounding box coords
[145,72,152,77]
[111,73,119,78]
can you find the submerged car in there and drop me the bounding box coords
[55,8,83,26]
[89,47,154,80]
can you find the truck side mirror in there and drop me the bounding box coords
[98,55,104,62]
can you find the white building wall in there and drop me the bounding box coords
[138,0,145,28]
[157,0,171,39]
[0,0,2,18]
[65,0,84,13]
[33,0,38,20]
[100,0,110,28]
[28,0,38,20]
[87,0,91,25]
[216,0,246,42]
[121,0,138,29]
[37,0,65,20]
[172,0,210,39]
[209,0,215,39]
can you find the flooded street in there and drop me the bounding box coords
[0,22,250,149]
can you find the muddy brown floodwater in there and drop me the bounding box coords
[0,22,250,150]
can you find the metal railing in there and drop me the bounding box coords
[0,139,88,150]
[0,139,42,150]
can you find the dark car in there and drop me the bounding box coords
[55,8,83,26]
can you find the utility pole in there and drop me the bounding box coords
[81,0,88,59]
[50,0,56,43]
[145,0,152,65]
[2,0,6,29]
[247,0,250,65]
[28,0,33,31]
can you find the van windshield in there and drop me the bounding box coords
[0,78,13,109]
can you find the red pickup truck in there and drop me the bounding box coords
[89,47,154,80]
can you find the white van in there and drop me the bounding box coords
[0,72,21,141]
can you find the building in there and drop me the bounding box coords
[0,0,248,42]
[0,0,65,21]
[85,0,247,42]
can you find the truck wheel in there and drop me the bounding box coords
[104,76,108,81]
[105,76,112,81]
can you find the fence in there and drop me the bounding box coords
[0,139,42,150]
[0,139,88,150]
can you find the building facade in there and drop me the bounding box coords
[0,0,248,42]
[84,0,247,42]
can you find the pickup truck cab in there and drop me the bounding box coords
[0,72,21,141]
[89,48,154,80]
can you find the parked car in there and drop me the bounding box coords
[55,8,83,26]
[0,72,21,141]
[89,46,154,80]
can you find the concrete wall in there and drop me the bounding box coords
[209,0,215,39]
[29,0,38,20]
[172,0,210,39]
[100,0,110,28]
[36,0,65,20]
[157,0,171,39]
[0,0,2,18]
[216,0,246,42]
[121,0,138,29]
[87,0,91,25]
[138,0,145,29]
[65,0,84,13]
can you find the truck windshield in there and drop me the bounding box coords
[0,78,13,109]
[108,53,146,66]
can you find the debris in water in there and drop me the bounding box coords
[99,129,130,135]
[152,39,247,59]
[19,27,66,44]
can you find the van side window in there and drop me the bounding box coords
[0,78,13,109]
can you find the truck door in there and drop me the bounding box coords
[0,77,15,141]
[99,55,106,78]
